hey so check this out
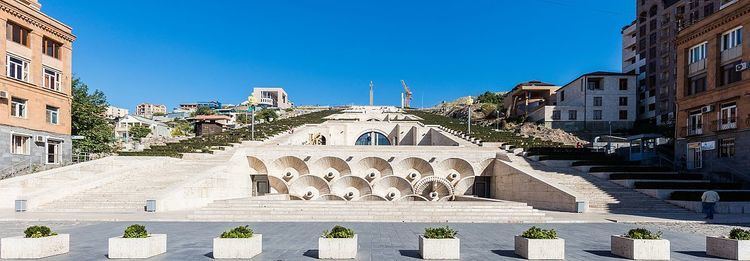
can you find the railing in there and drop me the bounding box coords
[721,46,742,63]
[0,158,34,180]
[688,59,706,75]
[712,117,737,132]
[680,126,703,137]
[258,97,274,105]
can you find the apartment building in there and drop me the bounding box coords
[675,0,748,176]
[252,87,292,109]
[105,106,128,119]
[178,101,221,111]
[135,103,167,118]
[634,0,722,125]
[622,21,651,120]
[528,72,637,132]
[502,81,559,119]
[0,0,75,169]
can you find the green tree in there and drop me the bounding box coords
[71,77,115,153]
[476,91,503,104]
[192,106,215,116]
[256,108,278,122]
[170,120,193,137]
[129,125,152,142]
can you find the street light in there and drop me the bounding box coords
[465,97,474,134]
[248,95,257,140]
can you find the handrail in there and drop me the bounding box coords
[0,158,33,180]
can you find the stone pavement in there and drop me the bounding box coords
[0,221,743,260]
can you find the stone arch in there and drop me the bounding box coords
[436,158,475,183]
[354,129,391,146]
[330,176,373,201]
[372,175,414,201]
[288,175,330,200]
[354,157,394,181]
[394,157,434,183]
[269,156,310,182]
[246,156,268,174]
[311,156,352,181]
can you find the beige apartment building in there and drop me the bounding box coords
[135,103,167,118]
[0,0,75,172]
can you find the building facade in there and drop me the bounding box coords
[135,103,166,118]
[105,106,128,119]
[634,0,722,125]
[527,72,637,132]
[0,0,75,170]
[675,0,748,179]
[502,81,559,119]
[622,21,652,120]
[114,115,172,143]
[178,101,221,111]
[252,87,292,109]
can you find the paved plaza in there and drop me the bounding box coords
[1,221,746,260]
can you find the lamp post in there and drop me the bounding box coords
[465,97,474,134]
[248,95,257,140]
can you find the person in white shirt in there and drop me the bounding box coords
[701,190,720,220]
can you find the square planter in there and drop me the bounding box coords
[419,235,460,260]
[514,235,565,260]
[212,234,262,259]
[108,234,167,259]
[318,234,357,259]
[610,235,670,260]
[0,234,69,259]
[706,236,750,260]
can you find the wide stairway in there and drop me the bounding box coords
[189,198,550,223]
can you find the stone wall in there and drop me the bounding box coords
[492,159,585,212]
[0,125,72,173]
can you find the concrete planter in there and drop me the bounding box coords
[108,234,167,259]
[0,234,69,259]
[212,234,263,259]
[514,236,565,260]
[419,235,460,260]
[318,234,357,259]
[706,236,749,260]
[610,235,669,260]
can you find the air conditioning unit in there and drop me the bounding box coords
[34,135,46,143]
[701,105,714,113]
[736,62,749,72]
[0,90,8,99]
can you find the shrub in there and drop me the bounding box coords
[521,226,557,239]
[24,226,57,238]
[123,224,149,238]
[729,228,750,240]
[424,226,457,239]
[625,228,662,239]
[220,225,254,238]
[322,225,354,239]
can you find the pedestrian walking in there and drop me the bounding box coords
[701,190,720,220]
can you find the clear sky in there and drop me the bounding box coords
[44,0,635,110]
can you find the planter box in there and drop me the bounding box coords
[0,234,69,259]
[318,234,357,259]
[212,234,263,259]
[419,235,460,260]
[706,236,750,260]
[514,236,564,260]
[610,235,669,260]
[108,234,167,259]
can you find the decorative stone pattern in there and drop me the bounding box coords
[318,234,357,259]
[108,234,167,259]
[514,236,565,260]
[418,236,460,260]
[706,236,749,260]
[0,234,69,259]
[610,235,670,260]
[212,234,262,259]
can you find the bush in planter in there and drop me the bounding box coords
[521,226,557,239]
[625,228,662,239]
[729,228,750,240]
[123,224,149,238]
[24,226,58,238]
[424,226,457,239]
[322,225,354,238]
[220,225,254,238]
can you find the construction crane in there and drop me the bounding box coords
[401,80,413,109]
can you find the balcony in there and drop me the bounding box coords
[681,126,703,137]
[688,59,706,75]
[258,97,274,106]
[721,45,742,64]
[712,117,738,131]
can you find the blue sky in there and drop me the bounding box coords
[44,0,634,110]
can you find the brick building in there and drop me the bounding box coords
[0,0,75,171]
[675,0,748,180]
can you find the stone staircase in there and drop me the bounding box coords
[188,198,550,223]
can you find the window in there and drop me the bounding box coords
[619,79,628,90]
[559,90,565,102]
[688,111,703,135]
[6,55,29,82]
[46,140,61,164]
[355,131,391,146]
[43,68,61,91]
[11,134,30,155]
[619,97,628,106]
[704,3,715,16]
[46,106,59,125]
[648,103,656,111]
[568,110,577,121]
[619,110,628,120]
[587,78,603,90]
[686,75,706,96]
[11,97,26,118]
[720,61,743,86]
[722,27,743,51]
[719,103,737,130]
[719,138,735,158]
[688,42,707,64]
[551,110,561,120]
[6,22,29,46]
[593,97,603,106]
[593,110,603,120]
[42,37,61,59]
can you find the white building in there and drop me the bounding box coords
[105,106,129,119]
[528,72,637,132]
[252,87,293,109]
[114,115,172,143]
[621,21,652,121]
